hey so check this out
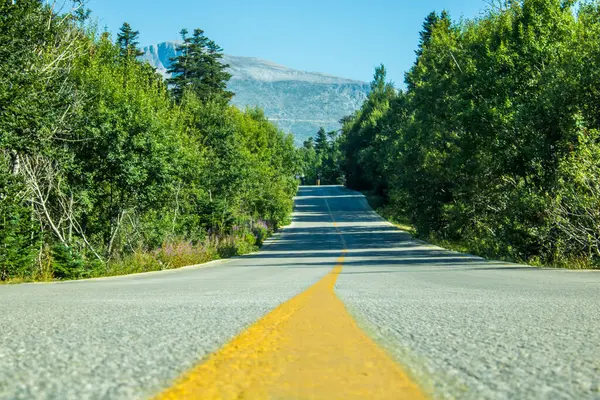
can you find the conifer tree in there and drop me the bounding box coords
[416,11,439,56]
[167,28,233,102]
[116,22,143,59]
[315,127,329,154]
[116,22,144,89]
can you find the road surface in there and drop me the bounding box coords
[0,186,598,399]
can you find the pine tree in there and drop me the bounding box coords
[371,64,388,94]
[167,28,233,102]
[203,39,233,98]
[116,22,144,89]
[116,22,143,59]
[416,11,439,56]
[315,127,329,154]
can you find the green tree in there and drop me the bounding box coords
[417,11,439,56]
[315,127,329,154]
[341,64,396,192]
[116,22,144,59]
[167,28,233,102]
[116,22,145,89]
[0,163,39,281]
[298,137,319,184]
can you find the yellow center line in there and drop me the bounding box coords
[154,190,426,399]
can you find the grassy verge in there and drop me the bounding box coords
[363,193,416,235]
[98,234,258,279]
[363,192,599,270]
[1,227,275,284]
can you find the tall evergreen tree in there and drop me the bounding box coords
[416,11,439,56]
[116,22,144,89]
[167,28,233,102]
[315,127,329,154]
[370,64,388,94]
[116,22,143,59]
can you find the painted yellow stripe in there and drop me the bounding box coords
[155,254,425,399]
[156,189,425,399]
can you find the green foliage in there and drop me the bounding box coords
[298,128,344,185]
[0,1,298,281]
[50,244,86,280]
[0,160,39,281]
[117,22,144,59]
[341,65,397,192]
[167,28,233,102]
[341,0,600,268]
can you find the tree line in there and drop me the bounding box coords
[321,0,600,268]
[0,0,299,281]
[298,127,344,185]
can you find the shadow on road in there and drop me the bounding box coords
[233,186,523,272]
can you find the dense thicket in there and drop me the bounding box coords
[339,0,600,268]
[0,0,298,281]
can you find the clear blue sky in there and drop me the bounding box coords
[88,0,488,83]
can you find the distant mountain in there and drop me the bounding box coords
[140,42,369,144]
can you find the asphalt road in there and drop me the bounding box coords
[1,185,599,399]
